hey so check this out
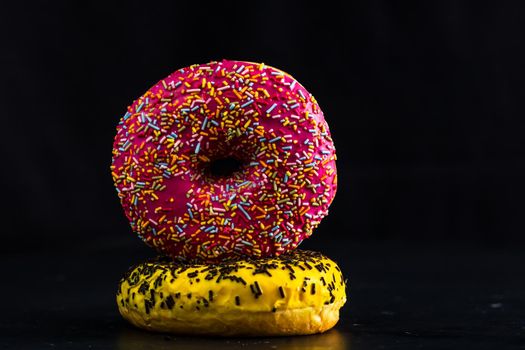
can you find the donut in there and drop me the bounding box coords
[116,250,346,336]
[111,60,337,262]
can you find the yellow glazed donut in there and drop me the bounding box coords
[117,250,346,336]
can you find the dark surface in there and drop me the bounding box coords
[2,238,524,349]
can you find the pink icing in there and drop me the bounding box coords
[111,60,337,262]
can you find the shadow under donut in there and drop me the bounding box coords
[116,326,349,350]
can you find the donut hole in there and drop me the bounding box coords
[205,156,245,178]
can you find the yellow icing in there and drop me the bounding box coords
[117,250,346,326]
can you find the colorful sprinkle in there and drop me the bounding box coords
[111,60,337,262]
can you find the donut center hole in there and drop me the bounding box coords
[206,156,244,178]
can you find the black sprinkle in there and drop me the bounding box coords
[209,290,214,302]
[150,289,156,303]
[272,307,277,313]
[235,296,240,306]
[311,283,316,295]
[166,296,175,309]
[187,293,192,299]
[278,286,285,298]
[250,284,257,298]
[254,281,263,296]
[138,282,149,295]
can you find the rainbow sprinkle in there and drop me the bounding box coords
[111,60,337,262]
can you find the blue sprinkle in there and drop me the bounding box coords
[269,137,281,143]
[241,100,254,108]
[238,206,252,220]
[241,240,253,246]
[195,143,201,154]
[266,103,277,114]
[148,123,160,131]
[136,102,144,112]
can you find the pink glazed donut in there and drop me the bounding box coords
[111,60,337,262]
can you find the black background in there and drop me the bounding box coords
[2,2,525,349]
[2,1,525,251]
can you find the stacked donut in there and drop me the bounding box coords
[111,60,346,336]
